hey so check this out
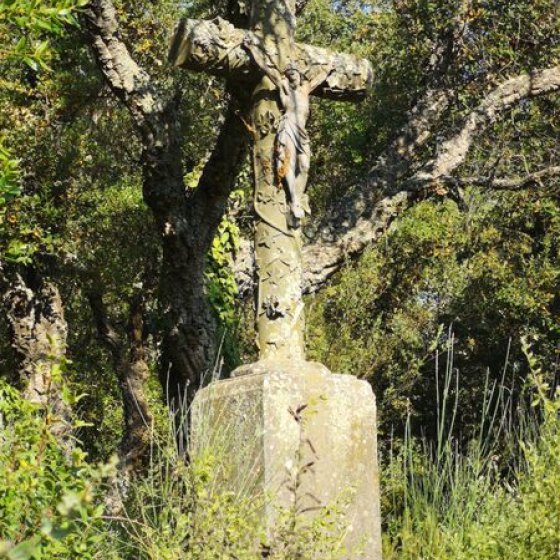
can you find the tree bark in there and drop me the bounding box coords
[88,290,153,476]
[2,271,73,451]
[413,65,560,183]
[85,0,249,407]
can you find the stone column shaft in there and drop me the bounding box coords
[250,0,305,360]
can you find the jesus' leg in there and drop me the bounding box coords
[295,140,311,215]
[278,136,305,224]
[285,161,305,222]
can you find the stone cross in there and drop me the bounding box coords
[172,9,382,555]
[169,1,372,363]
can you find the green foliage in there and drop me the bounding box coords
[0,141,25,262]
[0,0,558,556]
[206,208,243,367]
[382,341,560,559]
[307,192,560,434]
[0,142,20,204]
[119,447,264,559]
[268,504,350,560]
[0,379,116,559]
[0,0,87,264]
[0,0,87,71]
[206,192,243,330]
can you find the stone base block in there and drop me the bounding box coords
[190,360,382,559]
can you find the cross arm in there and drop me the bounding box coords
[169,17,373,102]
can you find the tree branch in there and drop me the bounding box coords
[440,166,560,191]
[84,0,163,140]
[307,65,560,289]
[88,291,122,353]
[188,95,251,250]
[87,288,153,497]
[415,65,560,184]
[234,65,560,296]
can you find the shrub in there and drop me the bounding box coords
[0,379,116,559]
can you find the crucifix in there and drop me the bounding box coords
[173,8,382,554]
[169,1,372,363]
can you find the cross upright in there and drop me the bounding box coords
[169,1,372,364]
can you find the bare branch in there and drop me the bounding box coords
[372,88,455,195]
[305,66,560,290]
[440,166,560,191]
[416,65,560,183]
[302,191,413,293]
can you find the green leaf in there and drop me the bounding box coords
[6,536,41,560]
[21,57,39,72]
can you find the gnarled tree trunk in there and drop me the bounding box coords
[85,0,250,409]
[2,270,73,451]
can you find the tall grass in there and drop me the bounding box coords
[108,375,351,559]
[382,336,560,559]
[2,338,557,559]
[103,380,265,559]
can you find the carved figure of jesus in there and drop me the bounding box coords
[244,37,332,226]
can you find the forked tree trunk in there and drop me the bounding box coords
[86,0,250,411]
[139,101,224,410]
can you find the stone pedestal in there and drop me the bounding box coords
[190,360,382,559]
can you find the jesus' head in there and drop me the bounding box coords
[284,63,302,87]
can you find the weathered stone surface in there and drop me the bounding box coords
[191,360,382,559]
[169,18,373,102]
[169,7,373,361]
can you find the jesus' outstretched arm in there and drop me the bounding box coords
[243,36,288,94]
[305,63,334,94]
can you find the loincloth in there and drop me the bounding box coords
[275,116,309,179]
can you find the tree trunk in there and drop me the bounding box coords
[88,290,153,472]
[138,101,215,410]
[86,0,250,410]
[2,271,72,450]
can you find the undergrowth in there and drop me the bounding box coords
[111,397,351,559]
[0,380,117,559]
[0,337,558,558]
[382,337,560,559]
